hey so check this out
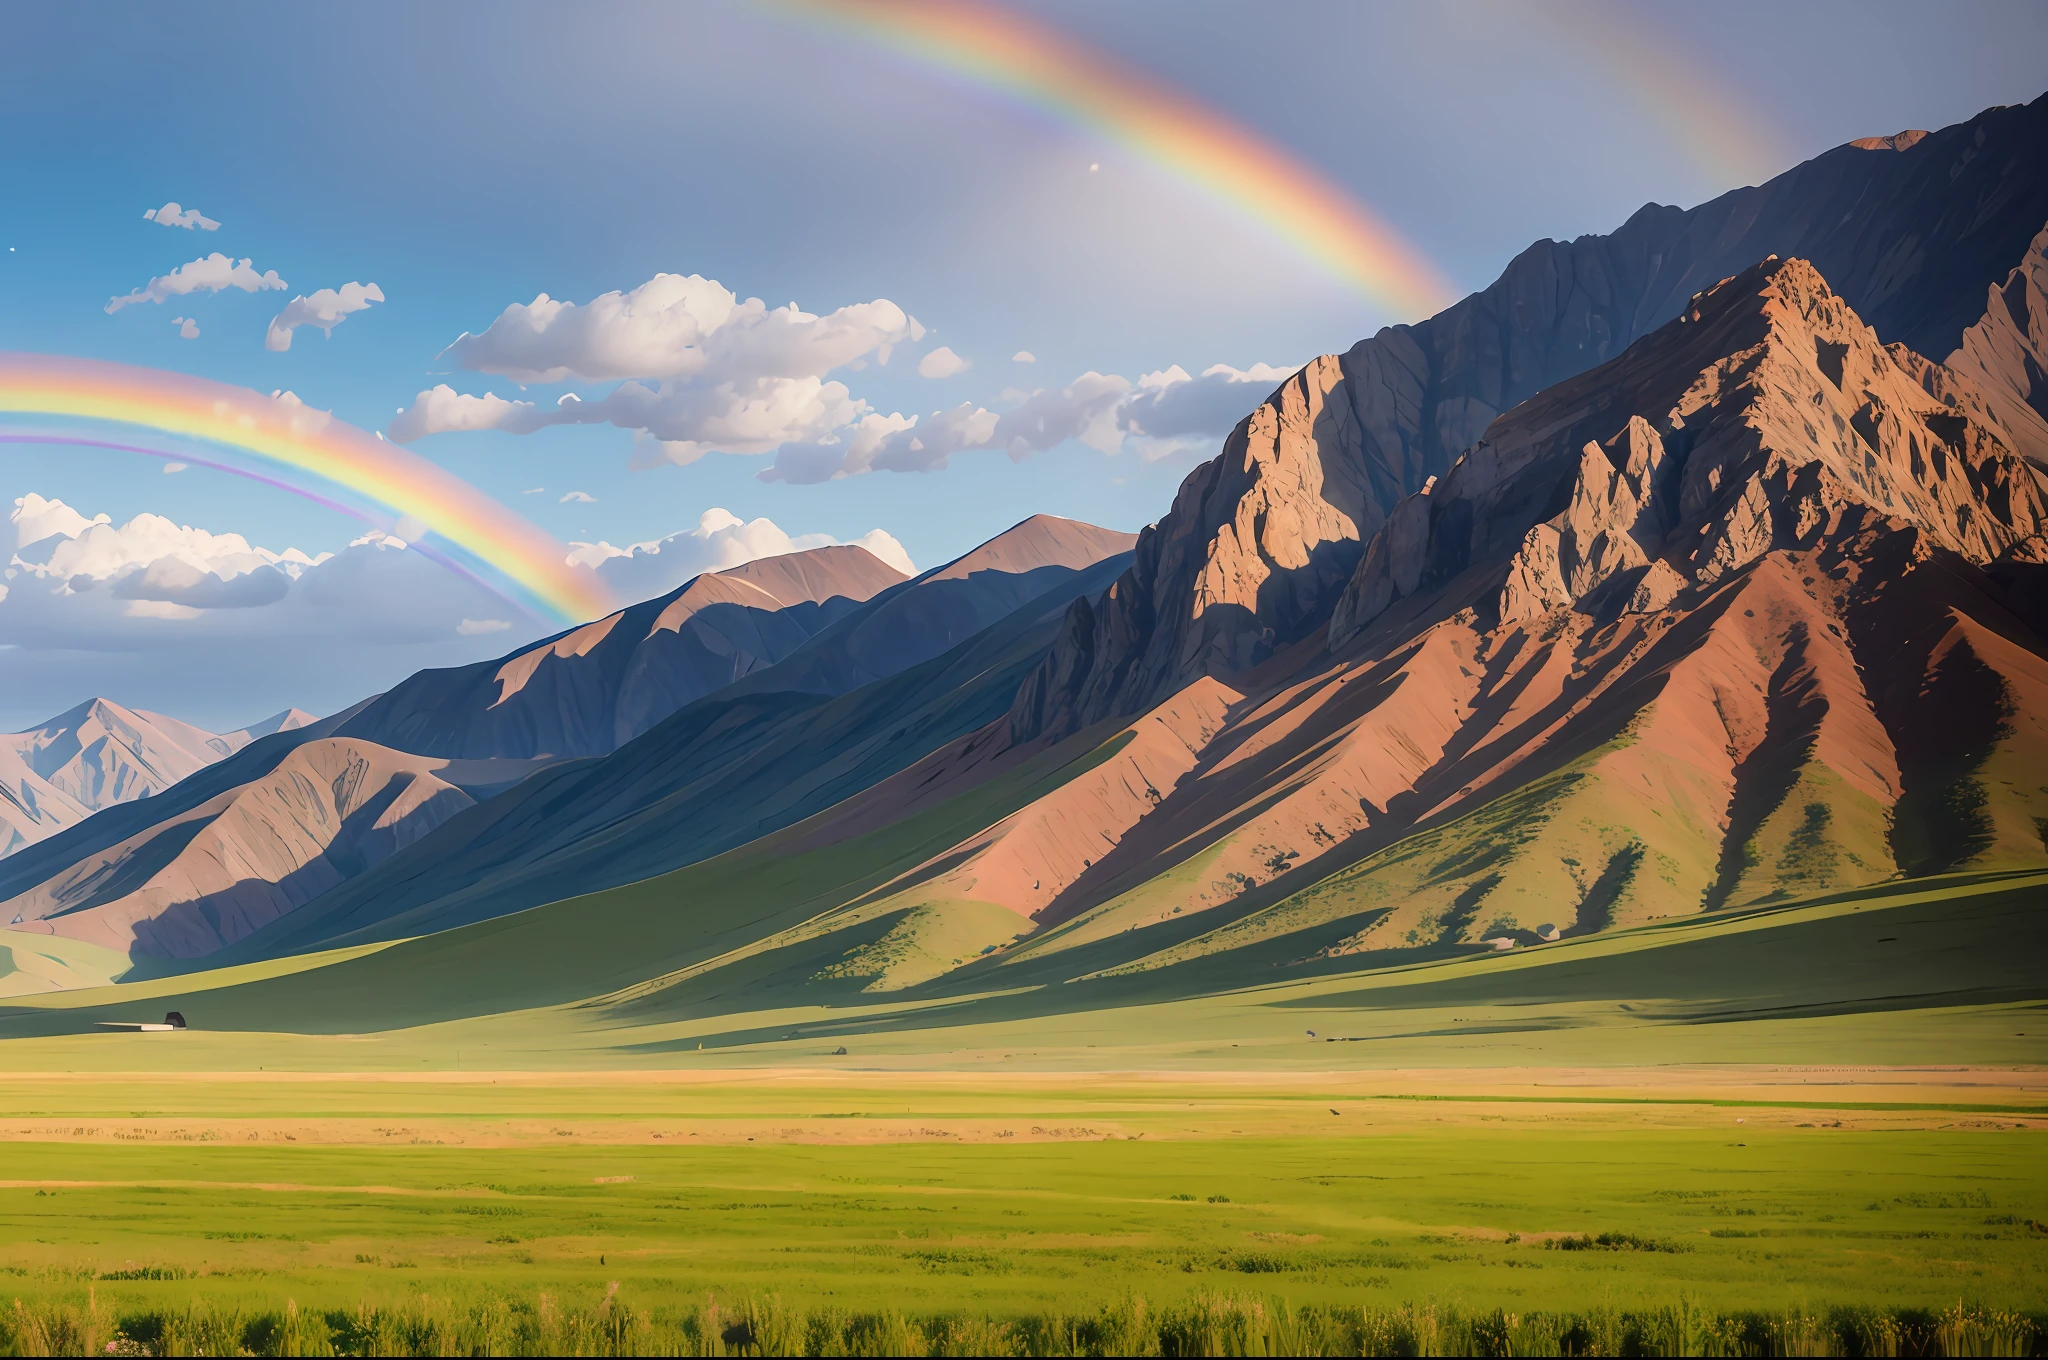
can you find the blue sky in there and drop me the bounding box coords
[1,0,2043,728]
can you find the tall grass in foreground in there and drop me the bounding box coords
[1,1288,2042,1357]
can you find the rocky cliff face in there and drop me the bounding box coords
[1332,257,2048,648]
[879,255,2048,984]
[336,545,908,760]
[1013,94,2048,745]
[1945,221,2048,465]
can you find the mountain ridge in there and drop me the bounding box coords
[1011,94,2048,747]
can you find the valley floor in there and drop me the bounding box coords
[0,1069,2041,1321]
[1,874,2042,1344]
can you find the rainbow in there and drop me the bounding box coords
[782,0,1458,321]
[1525,6,1788,189]
[0,353,613,625]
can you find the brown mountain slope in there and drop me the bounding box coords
[1945,221,2048,465]
[335,544,907,759]
[0,698,286,859]
[1011,95,2048,747]
[2,738,474,957]
[0,521,1137,966]
[792,258,2048,991]
[721,515,1138,699]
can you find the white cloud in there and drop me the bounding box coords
[106,253,285,313]
[388,385,544,442]
[565,507,916,601]
[406,269,1292,489]
[111,557,291,609]
[10,493,323,586]
[13,493,105,549]
[162,463,188,474]
[171,316,200,340]
[0,502,549,729]
[443,273,920,385]
[993,371,1133,458]
[917,346,970,379]
[847,530,915,575]
[1118,362,1296,442]
[522,487,544,495]
[760,403,1007,484]
[3,490,923,728]
[558,490,596,504]
[143,202,220,231]
[1012,351,1036,363]
[755,361,1295,483]
[389,373,860,462]
[399,273,932,464]
[264,282,384,352]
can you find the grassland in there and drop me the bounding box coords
[0,846,2041,1350]
[0,1072,2041,1328]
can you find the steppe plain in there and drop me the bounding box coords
[0,869,2041,1352]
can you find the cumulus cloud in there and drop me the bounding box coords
[163,463,188,474]
[388,385,544,442]
[389,373,861,463]
[111,557,291,609]
[264,281,384,352]
[564,507,916,601]
[13,494,105,548]
[992,371,1134,457]
[0,490,919,728]
[396,274,933,464]
[442,273,922,385]
[106,253,285,313]
[1119,362,1296,441]
[917,346,970,379]
[10,493,321,586]
[143,202,220,231]
[757,361,1296,483]
[401,266,1295,489]
[1012,351,1036,363]
[171,316,200,340]
[0,492,554,728]
[558,490,595,504]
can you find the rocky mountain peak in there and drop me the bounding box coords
[1009,97,2048,747]
[1330,256,2048,647]
[1850,129,1931,152]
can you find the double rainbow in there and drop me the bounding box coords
[0,353,613,626]
[787,0,1458,321]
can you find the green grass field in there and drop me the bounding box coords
[0,850,2042,1351]
[0,1073,2042,1350]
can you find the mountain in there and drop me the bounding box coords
[333,544,909,760]
[728,516,1138,699]
[1944,222,2048,464]
[204,522,1136,961]
[0,699,312,860]
[4,97,2045,1045]
[0,519,1135,962]
[666,255,2047,999]
[230,708,319,742]
[1011,94,2048,745]
[1,738,473,956]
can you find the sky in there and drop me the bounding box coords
[1,0,2043,730]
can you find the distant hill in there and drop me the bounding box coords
[0,699,313,859]
[333,543,911,761]
[0,518,1135,960]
